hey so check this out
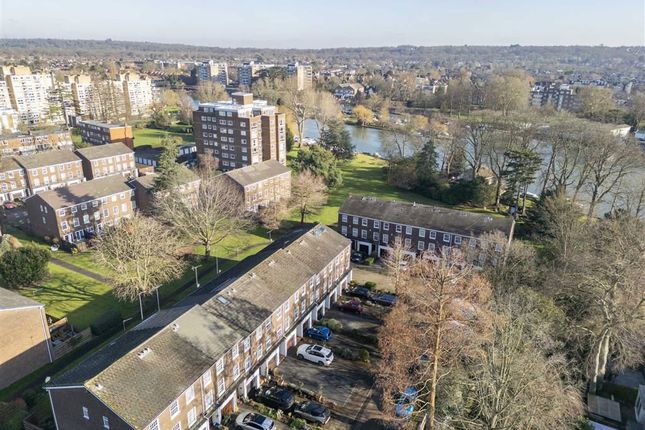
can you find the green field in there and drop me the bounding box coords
[289,151,502,226]
[133,126,193,148]
[18,264,127,330]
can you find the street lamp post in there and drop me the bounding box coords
[192,265,202,288]
[268,230,273,242]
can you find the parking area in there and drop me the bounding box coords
[274,304,390,429]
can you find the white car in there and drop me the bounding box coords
[296,344,334,366]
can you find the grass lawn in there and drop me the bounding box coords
[18,264,129,330]
[133,126,193,148]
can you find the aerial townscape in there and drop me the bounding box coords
[0,2,644,430]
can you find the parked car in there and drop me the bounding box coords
[253,386,295,411]
[2,201,15,210]
[351,251,366,263]
[297,344,334,366]
[235,411,275,430]
[345,286,373,300]
[293,400,331,424]
[337,298,363,313]
[305,325,332,342]
[373,293,398,307]
[395,387,418,418]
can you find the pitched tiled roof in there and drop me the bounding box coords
[131,166,199,190]
[75,143,133,160]
[48,224,349,429]
[0,157,23,173]
[0,287,43,311]
[224,160,290,187]
[15,150,81,169]
[33,176,132,209]
[339,195,514,237]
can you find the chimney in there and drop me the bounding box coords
[232,92,253,105]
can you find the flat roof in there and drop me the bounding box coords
[75,143,133,160]
[15,150,81,169]
[224,160,290,187]
[0,287,43,311]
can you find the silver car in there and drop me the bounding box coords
[235,411,275,430]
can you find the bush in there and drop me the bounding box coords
[334,346,355,360]
[0,246,50,289]
[321,318,343,332]
[364,256,375,266]
[359,349,370,363]
[342,329,378,346]
[90,309,122,336]
[0,400,28,430]
[364,281,377,290]
[287,417,309,429]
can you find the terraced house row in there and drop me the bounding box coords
[45,224,352,430]
[338,195,515,259]
[0,142,136,203]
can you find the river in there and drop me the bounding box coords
[303,119,388,156]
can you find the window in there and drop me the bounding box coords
[256,343,263,360]
[233,363,240,380]
[205,390,214,408]
[217,378,226,397]
[405,238,412,247]
[374,220,380,229]
[418,241,425,251]
[83,214,90,224]
[443,233,451,243]
[419,228,425,238]
[58,208,65,216]
[231,343,239,359]
[352,216,358,224]
[215,357,224,375]
[170,400,180,418]
[429,230,437,239]
[383,233,389,243]
[103,416,110,429]
[469,238,477,248]
[454,236,462,245]
[352,228,358,237]
[361,218,368,227]
[245,356,252,372]
[361,230,367,239]
[149,419,159,430]
[428,243,436,252]
[82,406,89,420]
[202,369,212,386]
[61,221,68,230]
[81,203,87,210]
[341,226,347,235]
[103,208,109,217]
[373,232,380,241]
[405,226,412,235]
[243,337,251,352]
[113,206,119,215]
[121,203,128,212]
[187,407,197,426]
[185,385,195,403]
[73,217,80,227]
[255,327,262,340]
[172,423,181,430]
[383,222,389,231]
[341,214,347,222]
[71,206,77,213]
[396,224,402,233]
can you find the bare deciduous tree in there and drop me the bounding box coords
[195,81,228,103]
[156,172,252,257]
[279,79,316,145]
[92,215,186,302]
[453,310,583,430]
[289,170,327,224]
[378,252,492,430]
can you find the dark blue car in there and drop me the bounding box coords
[305,326,332,342]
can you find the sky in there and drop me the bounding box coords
[1,0,644,48]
